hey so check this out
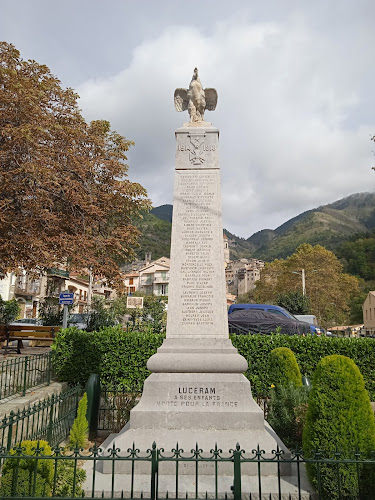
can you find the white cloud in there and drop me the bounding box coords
[77,12,375,237]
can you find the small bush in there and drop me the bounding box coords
[54,459,86,497]
[68,393,88,449]
[0,440,53,497]
[269,347,302,387]
[0,469,50,497]
[267,383,309,449]
[0,297,20,324]
[303,355,375,499]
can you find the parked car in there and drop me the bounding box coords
[8,318,41,326]
[68,313,89,330]
[228,309,310,335]
[294,314,325,335]
[228,304,321,334]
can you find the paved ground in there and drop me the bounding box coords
[0,343,52,358]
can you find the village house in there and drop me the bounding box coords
[225,258,265,297]
[362,291,375,336]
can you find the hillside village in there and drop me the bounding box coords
[3,193,375,335]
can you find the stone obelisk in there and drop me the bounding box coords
[95,69,296,494]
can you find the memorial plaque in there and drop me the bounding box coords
[166,126,228,339]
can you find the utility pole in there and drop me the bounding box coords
[87,268,93,309]
[291,268,306,296]
[301,268,306,296]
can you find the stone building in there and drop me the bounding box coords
[362,291,375,335]
[225,258,265,297]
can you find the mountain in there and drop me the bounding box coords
[149,204,255,260]
[134,212,172,260]
[139,192,375,263]
[151,204,173,223]
[250,192,375,261]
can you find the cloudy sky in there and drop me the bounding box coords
[2,0,375,237]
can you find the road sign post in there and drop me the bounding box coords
[59,292,74,329]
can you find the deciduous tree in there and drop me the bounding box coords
[253,244,359,326]
[0,43,150,284]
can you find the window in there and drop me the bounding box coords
[161,284,168,295]
[129,278,134,285]
[130,286,135,293]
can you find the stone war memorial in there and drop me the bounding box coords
[86,68,311,498]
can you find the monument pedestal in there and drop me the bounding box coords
[83,119,312,497]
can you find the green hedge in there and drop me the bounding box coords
[231,334,375,399]
[52,328,375,399]
[52,327,164,390]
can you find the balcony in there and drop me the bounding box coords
[154,275,169,283]
[47,268,70,279]
[14,279,41,296]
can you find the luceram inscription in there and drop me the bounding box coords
[156,385,239,409]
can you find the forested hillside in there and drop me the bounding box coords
[136,192,375,263]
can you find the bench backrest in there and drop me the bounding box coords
[0,325,61,339]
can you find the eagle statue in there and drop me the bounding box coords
[174,68,218,123]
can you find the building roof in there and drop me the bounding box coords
[138,256,170,273]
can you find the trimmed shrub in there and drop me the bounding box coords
[303,355,375,499]
[269,347,302,387]
[52,326,164,389]
[52,328,375,400]
[0,440,53,497]
[68,393,88,449]
[267,383,309,450]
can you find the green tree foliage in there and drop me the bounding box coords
[85,296,120,332]
[253,244,359,327]
[303,355,375,499]
[269,347,302,387]
[0,298,20,324]
[135,212,172,259]
[276,291,310,314]
[68,393,89,449]
[267,383,309,450]
[124,292,167,334]
[38,296,63,326]
[338,233,375,281]
[0,440,53,497]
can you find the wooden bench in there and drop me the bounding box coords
[0,325,60,354]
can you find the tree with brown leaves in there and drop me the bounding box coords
[0,43,150,285]
[253,244,359,326]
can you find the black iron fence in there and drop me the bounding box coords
[0,442,374,499]
[0,352,53,400]
[98,384,139,433]
[0,385,81,450]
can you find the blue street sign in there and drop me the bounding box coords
[59,292,74,305]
